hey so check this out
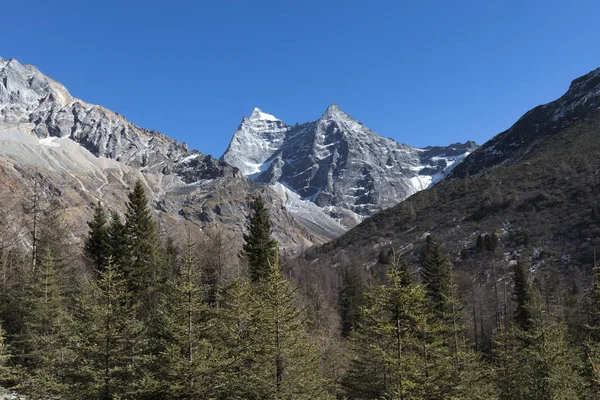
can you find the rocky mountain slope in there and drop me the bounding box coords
[305,67,600,276]
[451,67,600,178]
[0,57,325,251]
[222,105,476,228]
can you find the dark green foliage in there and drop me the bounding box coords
[19,248,73,398]
[495,293,586,399]
[0,323,17,392]
[339,267,365,337]
[84,202,110,271]
[476,234,485,252]
[69,257,144,400]
[107,211,127,269]
[512,261,533,331]
[218,255,331,399]
[249,255,330,398]
[3,171,600,399]
[215,279,257,398]
[342,254,439,399]
[241,194,278,282]
[123,180,163,297]
[161,239,222,399]
[421,236,455,317]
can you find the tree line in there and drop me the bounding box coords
[0,178,598,398]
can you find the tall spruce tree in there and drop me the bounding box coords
[19,247,72,398]
[84,202,110,271]
[342,254,436,399]
[123,180,163,297]
[251,253,330,398]
[219,253,330,399]
[216,278,258,398]
[69,257,144,400]
[513,261,533,331]
[495,291,586,399]
[420,236,479,395]
[339,267,366,338]
[107,211,127,270]
[241,194,277,282]
[161,238,223,399]
[420,236,454,317]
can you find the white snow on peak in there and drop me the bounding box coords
[249,107,280,122]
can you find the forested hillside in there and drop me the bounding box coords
[0,177,598,399]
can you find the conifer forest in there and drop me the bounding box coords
[0,178,596,399]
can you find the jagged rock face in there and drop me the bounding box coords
[452,67,600,178]
[222,108,289,177]
[0,57,326,251]
[0,57,239,181]
[222,104,477,227]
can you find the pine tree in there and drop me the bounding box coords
[495,292,586,400]
[241,194,277,282]
[84,202,110,271]
[339,267,366,338]
[255,254,330,399]
[219,254,330,399]
[0,323,17,393]
[123,180,163,299]
[420,236,481,396]
[161,238,222,399]
[342,254,436,399]
[19,247,72,398]
[420,236,454,318]
[107,211,127,270]
[513,261,532,331]
[216,278,258,398]
[68,257,144,400]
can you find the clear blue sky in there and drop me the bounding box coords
[3,0,600,157]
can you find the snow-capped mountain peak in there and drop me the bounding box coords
[222,105,477,229]
[249,107,280,122]
[221,108,289,176]
[319,103,352,121]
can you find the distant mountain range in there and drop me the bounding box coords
[0,56,474,246]
[0,57,320,252]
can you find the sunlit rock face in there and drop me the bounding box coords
[223,104,476,228]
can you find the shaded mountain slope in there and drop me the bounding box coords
[306,68,600,275]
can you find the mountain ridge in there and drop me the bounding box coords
[0,56,328,252]
[452,67,600,178]
[303,65,600,281]
[222,104,477,228]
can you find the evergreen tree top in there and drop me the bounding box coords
[242,194,278,283]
